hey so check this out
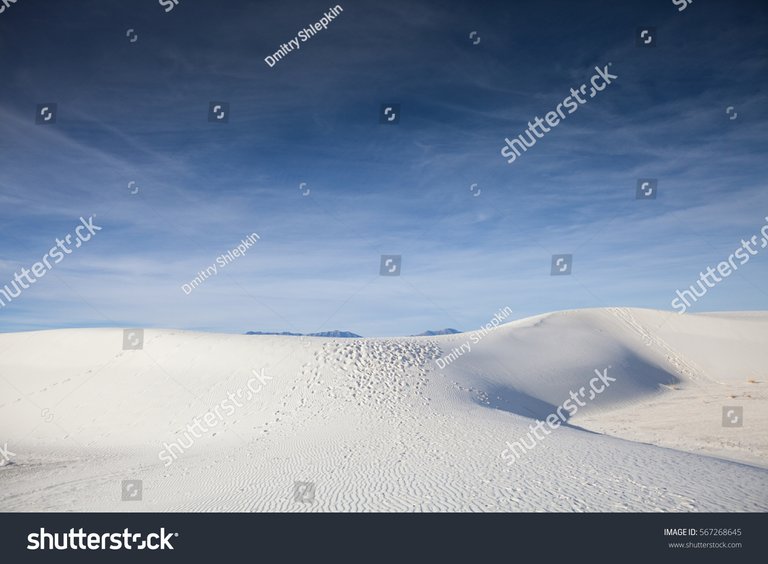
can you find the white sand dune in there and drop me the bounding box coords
[0,307,766,512]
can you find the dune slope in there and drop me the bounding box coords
[0,308,766,512]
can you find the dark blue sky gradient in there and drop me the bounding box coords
[0,0,766,335]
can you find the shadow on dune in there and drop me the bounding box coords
[468,346,681,428]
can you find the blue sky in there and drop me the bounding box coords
[0,0,766,336]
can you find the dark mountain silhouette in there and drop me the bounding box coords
[413,328,462,336]
[245,330,362,338]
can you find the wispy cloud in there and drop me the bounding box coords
[0,0,766,335]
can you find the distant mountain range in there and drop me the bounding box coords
[413,328,462,336]
[244,328,463,338]
[245,330,362,338]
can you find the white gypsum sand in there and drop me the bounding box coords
[0,307,766,512]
